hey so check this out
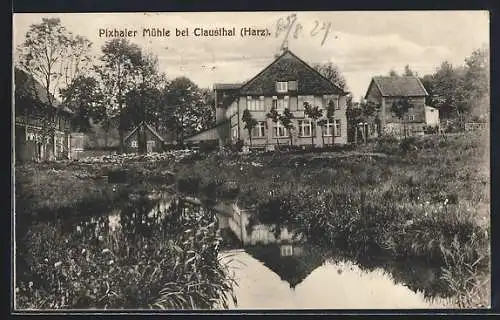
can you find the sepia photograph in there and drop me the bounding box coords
[12,11,490,310]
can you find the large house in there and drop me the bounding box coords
[14,67,75,161]
[364,76,439,136]
[186,49,349,149]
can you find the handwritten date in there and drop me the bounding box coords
[275,13,332,48]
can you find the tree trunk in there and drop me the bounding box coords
[249,131,253,147]
[321,127,325,147]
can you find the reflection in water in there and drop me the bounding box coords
[28,191,453,309]
[220,250,451,309]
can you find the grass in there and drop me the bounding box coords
[15,131,490,309]
[15,162,236,309]
[171,131,490,308]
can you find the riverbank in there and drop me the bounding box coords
[15,131,490,308]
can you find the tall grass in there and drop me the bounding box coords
[172,132,490,307]
[16,197,236,309]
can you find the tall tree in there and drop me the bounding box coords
[16,18,92,155]
[462,47,489,121]
[59,75,106,133]
[303,102,323,147]
[313,62,347,90]
[266,107,281,147]
[391,97,413,137]
[164,77,206,145]
[279,108,295,146]
[97,38,143,153]
[242,109,258,147]
[431,61,466,120]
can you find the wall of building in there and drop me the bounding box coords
[124,128,163,153]
[425,106,440,126]
[235,94,348,147]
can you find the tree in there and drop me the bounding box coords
[420,74,435,106]
[389,69,399,77]
[164,77,206,146]
[313,62,347,90]
[431,61,465,120]
[391,97,413,137]
[462,47,489,121]
[16,18,92,157]
[97,38,143,153]
[279,108,295,146]
[59,75,106,133]
[242,109,258,147]
[303,102,323,147]
[325,100,336,146]
[403,65,414,76]
[266,107,281,147]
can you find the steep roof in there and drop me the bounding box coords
[367,76,428,98]
[14,67,74,114]
[124,121,165,142]
[239,50,347,96]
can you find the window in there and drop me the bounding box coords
[277,96,289,111]
[252,121,266,138]
[280,245,293,257]
[335,119,341,137]
[288,80,298,91]
[298,120,312,137]
[314,96,323,110]
[273,122,288,138]
[147,140,156,147]
[324,119,334,137]
[276,81,288,93]
[247,96,265,111]
[408,114,416,121]
[131,140,138,148]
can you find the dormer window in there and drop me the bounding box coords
[288,80,298,91]
[276,81,288,93]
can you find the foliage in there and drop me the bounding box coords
[242,109,258,147]
[16,17,92,139]
[279,108,295,146]
[303,102,323,146]
[96,39,144,153]
[391,97,413,137]
[313,62,347,90]
[266,107,281,146]
[162,77,213,145]
[403,65,415,76]
[59,75,106,133]
[16,197,236,309]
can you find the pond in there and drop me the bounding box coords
[17,188,453,309]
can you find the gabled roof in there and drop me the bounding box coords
[214,83,242,90]
[124,121,165,142]
[366,76,428,99]
[14,67,74,114]
[239,50,347,96]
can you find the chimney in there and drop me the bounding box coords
[274,41,289,58]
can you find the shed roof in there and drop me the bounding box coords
[367,76,428,98]
[124,121,165,142]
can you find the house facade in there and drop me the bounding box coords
[15,67,74,162]
[364,76,432,136]
[124,121,165,153]
[214,50,349,149]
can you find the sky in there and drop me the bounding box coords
[13,11,489,101]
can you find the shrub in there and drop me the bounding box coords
[374,135,400,154]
